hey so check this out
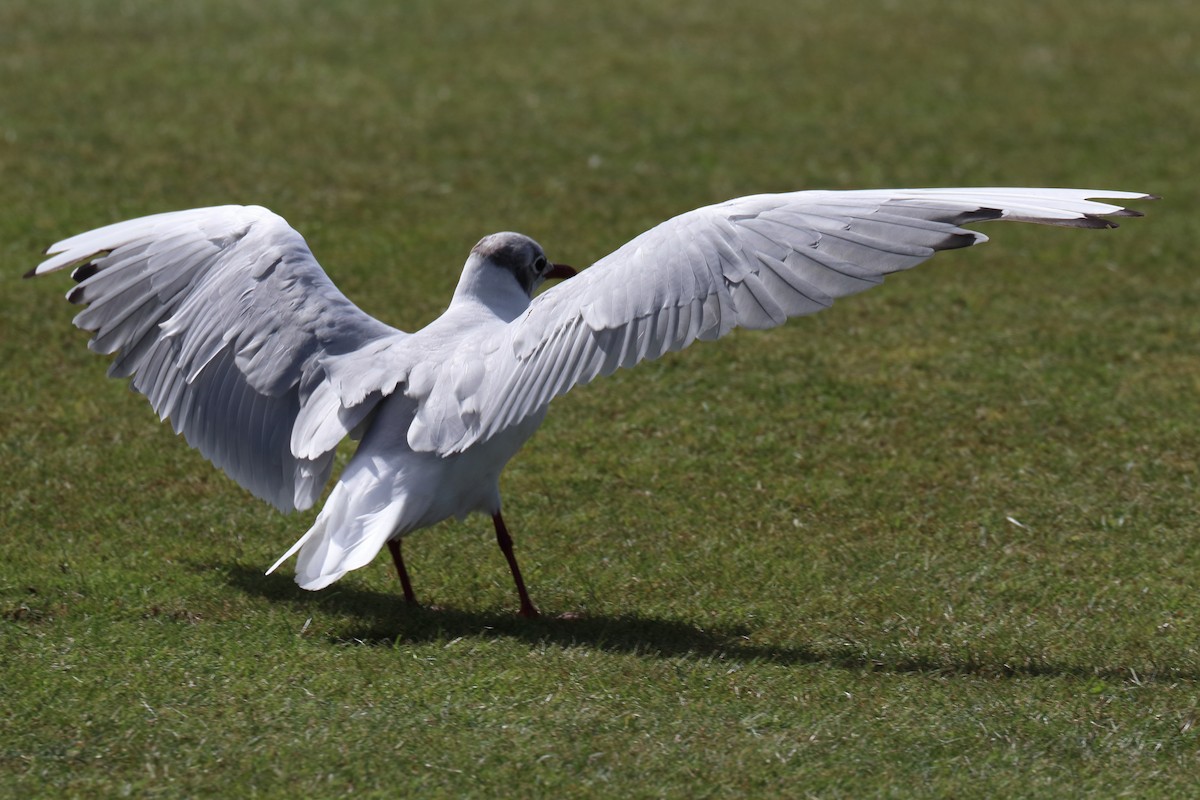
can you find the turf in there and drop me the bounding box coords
[2,0,1198,796]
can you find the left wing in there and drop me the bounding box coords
[30,206,409,511]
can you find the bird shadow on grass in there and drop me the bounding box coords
[217,562,1189,684]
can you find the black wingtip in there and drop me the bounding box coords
[71,262,101,283]
[27,242,58,277]
[1071,214,1119,229]
[939,231,984,251]
[956,207,1006,226]
[1007,214,1118,229]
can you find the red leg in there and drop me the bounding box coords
[492,512,539,618]
[386,538,417,605]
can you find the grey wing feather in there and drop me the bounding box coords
[419,187,1151,455]
[32,205,408,511]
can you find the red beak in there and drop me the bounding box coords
[547,263,576,281]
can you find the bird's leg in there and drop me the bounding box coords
[492,512,539,618]
[386,538,418,605]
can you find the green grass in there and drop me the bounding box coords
[2,0,1198,796]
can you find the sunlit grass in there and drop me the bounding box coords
[2,0,1197,796]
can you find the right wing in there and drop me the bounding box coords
[414,188,1151,455]
[30,205,409,511]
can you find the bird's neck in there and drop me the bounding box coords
[449,258,532,323]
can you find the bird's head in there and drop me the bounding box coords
[469,232,576,298]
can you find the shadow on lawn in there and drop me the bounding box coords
[220,562,1182,683]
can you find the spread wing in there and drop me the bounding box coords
[30,205,409,511]
[419,187,1151,455]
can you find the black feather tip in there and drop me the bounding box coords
[71,262,101,282]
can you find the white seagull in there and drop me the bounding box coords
[29,187,1151,616]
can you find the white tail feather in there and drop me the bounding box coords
[266,465,410,590]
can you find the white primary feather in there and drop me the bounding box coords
[31,187,1151,600]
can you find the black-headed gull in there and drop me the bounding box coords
[29,187,1151,616]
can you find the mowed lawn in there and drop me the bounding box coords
[2,1,1198,796]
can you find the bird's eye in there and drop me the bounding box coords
[533,255,548,274]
